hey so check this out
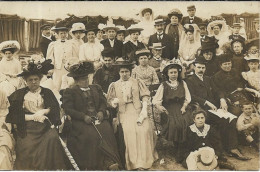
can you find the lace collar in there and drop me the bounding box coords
[189,123,210,137]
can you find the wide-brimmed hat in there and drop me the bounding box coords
[18,59,54,77]
[67,61,95,78]
[193,55,208,65]
[218,53,232,65]
[149,42,166,49]
[0,40,20,54]
[98,23,106,31]
[135,49,151,58]
[70,22,86,33]
[154,18,166,26]
[101,48,115,58]
[208,20,223,30]
[112,57,135,67]
[141,8,153,16]
[196,148,218,170]
[201,36,219,51]
[168,9,183,20]
[230,36,245,47]
[244,54,260,61]
[162,59,183,75]
[103,23,120,32]
[127,24,144,32]
[116,25,126,34]
[64,57,80,72]
[85,22,99,34]
[246,38,259,51]
[52,22,68,32]
[232,23,242,28]
[40,24,52,30]
[187,5,196,11]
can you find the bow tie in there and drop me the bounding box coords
[190,17,194,20]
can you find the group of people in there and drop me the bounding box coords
[0,5,259,171]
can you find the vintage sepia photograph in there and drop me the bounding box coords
[0,1,259,171]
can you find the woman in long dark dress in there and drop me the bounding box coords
[153,59,192,162]
[62,61,121,170]
[5,60,71,170]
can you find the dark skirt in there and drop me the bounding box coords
[15,121,71,170]
[67,120,120,170]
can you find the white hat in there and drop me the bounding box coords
[116,25,126,31]
[0,40,20,54]
[71,23,86,32]
[244,54,260,61]
[149,42,166,49]
[98,23,106,30]
[103,23,120,32]
[127,24,144,32]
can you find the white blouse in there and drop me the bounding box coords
[242,70,260,91]
[79,42,104,62]
[23,88,44,114]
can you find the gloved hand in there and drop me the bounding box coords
[137,101,148,126]
[111,98,119,108]
[84,116,93,125]
[97,111,104,122]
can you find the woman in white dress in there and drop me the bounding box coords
[0,41,23,96]
[69,23,86,58]
[107,58,158,170]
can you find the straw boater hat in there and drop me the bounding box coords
[0,40,20,54]
[67,61,95,78]
[52,22,69,32]
[70,23,86,33]
[149,42,166,49]
[102,23,120,32]
[244,54,260,61]
[232,23,242,28]
[196,148,218,170]
[127,24,144,32]
[112,57,135,68]
[187,5,196,11]
[116,25,126,34]
[154,18,166,26]
[135,49,151,58]
[40,24,52,30]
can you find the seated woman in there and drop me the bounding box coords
[5,60,72,170]
[153,59,192,163]
[0,41,23,96]
[0,90,14,170]
[185,109,234,170]
[62,61,121,170]
[107,58,158,170]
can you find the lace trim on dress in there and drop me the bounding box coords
[189,123,210,137]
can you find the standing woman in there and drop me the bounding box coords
[0,41,23,96]
[153,59,192,163]
[69,22,86,58]
[123,24,146,63]
[5,60,71,170]
[107,58,158,170]
[165,9,184,59]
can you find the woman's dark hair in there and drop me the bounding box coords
[23,73,43,81]
[72,30,84,34]
[129,30,141,35]
[211,24,222,30]
[2,48,15,54]
[200,49,216,59]
[192,109,207,120]
[86,30,98,36]
[141,8,153,16]
[163,65,182,82]
[184,25,195,34]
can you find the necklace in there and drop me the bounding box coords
[167,80,179,90]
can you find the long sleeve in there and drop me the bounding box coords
[106,82,117,107]
[79,44,85,61]
[151,68,159,85]
[152,83,164,105]
[183,81,191,105]
[131,68,137,79]
[137,79,150,102]
[46,42,55,65]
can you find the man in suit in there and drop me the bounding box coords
[100,24,123,58]
[229,23,246,42]
[181,5,202,26]
[148,19,174,60]
[39,24,55,59]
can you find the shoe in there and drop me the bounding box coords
[108,163,119,171]
[218,160,236,170]
[229,149,251,161]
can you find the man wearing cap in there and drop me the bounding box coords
[248,18,260,39]
[100,24,123,58]
[148,19,174,60]
[46,22,76,91]
[69,22,86,58]
[181,5,202,26]
[229,23,246,42]
[40,24,56,59]
[93,48,118,93]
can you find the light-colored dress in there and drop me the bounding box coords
[131,65,159,87]
[242,70,260,91]
[69,39,84,58]
[107,78,158,170]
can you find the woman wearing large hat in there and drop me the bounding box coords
[165,9,184,59]
[5,60,72,170]
[0,40,23,96]
[69,22,86,58]
[116,25,126,42]
[62,61,121,170]
[153,58,192,163]
[107,58,158,170]
[123,24,146,63]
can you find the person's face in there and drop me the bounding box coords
[119,68,131,81]
[233,26,241,34]
[73,31,83,40]
[194,63,206,77]
[170,16,179,24]
[187,31,194,41]
[103,57,113,68]
[96,30,103,39]
[242,104,253,116]
[4,51,13,60]
[116,33,125,41]
[75,75,89,88]
[87,31,96,42]
[155,24,165,33]
[203,51,213,61]
[107,29,116,40]
[199,26,208,36]
[213,26,220,35]
[248,46,259,55]
[248,61,259,72]
[187,9,196,17]
[232,42,243,54]
[193,113,205,128]
[220,61,232,72]
[130,32,139,42]
[168,68,178,81]
[152,49,162,57]
[143,12,151,21]
[42,28,51,37]
[26,75,41,92]
[57,31,68,40]
[138,55,149,66]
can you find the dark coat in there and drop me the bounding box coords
[100,39,123,58]
[40,36,55,59]
[148,33,174,60]
[181,16,203,26]
[122,41,145,62]
[6,87,61,138]
[231,53,248,74]
[186,74,217,108]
